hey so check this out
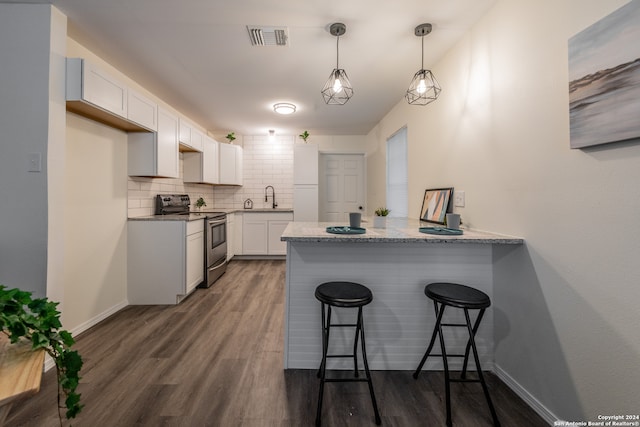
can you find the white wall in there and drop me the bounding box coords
[366,0,639,421]
[0,4,64,299]
[63,113,128,330]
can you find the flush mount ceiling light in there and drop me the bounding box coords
[321,23,354,105]
[273,103,296,115]
[406,23,441,106]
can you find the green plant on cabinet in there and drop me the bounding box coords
[298,130,310,143]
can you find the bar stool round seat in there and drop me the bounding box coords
[425,282,491,310]
[414,282,500,427]
[314,281,381,426]
[315,281,373,307]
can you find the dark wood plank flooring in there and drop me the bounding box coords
[7,260,547,426]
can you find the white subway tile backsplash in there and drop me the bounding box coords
[212,135,294,210]
[128,135,296,216]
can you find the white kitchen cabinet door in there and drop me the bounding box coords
[202,136,219,184]
[185,230,204,294]
[219,143,243,185]
[242,218,268,255]
[179,118,192,145]
[268,221,289,255]
[156,108,179,178]
[241,212,292,256]
[178,118,204,152]
[294,185,319,222]
[226,213,235,260]
[127,88,157,131]
[234,212,243,255]
[183,136,219,184]
[190,128,204,152]
[234,144,243,185]
[128,219,204,304]
[294,143,319,185]
[71,58,127,118]
[128,107,179,178]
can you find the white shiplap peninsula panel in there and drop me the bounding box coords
[284,241,494,370]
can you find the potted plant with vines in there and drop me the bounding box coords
[225,132,236,144]
[0,285,83,422]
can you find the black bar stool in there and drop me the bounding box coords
[315,281,381,427]
[413,282,500,427]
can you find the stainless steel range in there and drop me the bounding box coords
[155,194,227,288]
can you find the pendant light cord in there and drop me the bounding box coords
[336,34,340,69]
[420,34,424,70]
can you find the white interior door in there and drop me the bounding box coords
[319,154,365,222]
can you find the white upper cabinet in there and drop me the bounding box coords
[183,135,219,184]
[127,88,157,131]
[294,143,319,185]
[128,107,179,178]
[66,58,150,132]
[219,143,243,185]
[178,118,204,152]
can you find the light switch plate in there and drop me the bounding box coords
[28,153,42,172]
[454,191,465,207]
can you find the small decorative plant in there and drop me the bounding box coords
[298,130,310,143]
[374,207,390,216]
[195,197,207,209]
[225,132,236,143]
[0,285,83,421]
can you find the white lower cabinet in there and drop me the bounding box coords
[128,219,204,304]
[242,212,293,256]
[226,213,235,260]
[185,222,205,293]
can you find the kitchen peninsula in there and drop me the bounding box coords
[281,218,523,371]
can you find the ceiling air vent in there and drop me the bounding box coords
[247,26,289,46]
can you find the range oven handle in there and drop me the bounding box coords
[207,218,226,226]
[208,259,226,272]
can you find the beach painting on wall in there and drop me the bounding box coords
[568,0,640,149]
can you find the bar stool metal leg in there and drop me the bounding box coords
[460,307,485,379]
[353,307,361,378]
[413,300,446,378]
[359,308,382,425]
[316,304,331,426]
[463,309,500,427]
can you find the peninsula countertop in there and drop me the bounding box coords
[281,218,523,244]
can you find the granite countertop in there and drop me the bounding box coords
[128,208,294,222]
[281,218,523,245]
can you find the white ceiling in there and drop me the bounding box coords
[7,0,495,136]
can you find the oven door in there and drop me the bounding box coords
[206,215,227,269]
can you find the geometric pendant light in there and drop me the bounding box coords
[406,23,441,106]
[321,23,354,105]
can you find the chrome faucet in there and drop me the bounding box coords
[265,185,277,209]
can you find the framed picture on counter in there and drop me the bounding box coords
[420,188,453,224]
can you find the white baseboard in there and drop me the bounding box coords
[44,300,129,372]
[493,364,557,426]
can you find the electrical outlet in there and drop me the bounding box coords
[454,191,465,207]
